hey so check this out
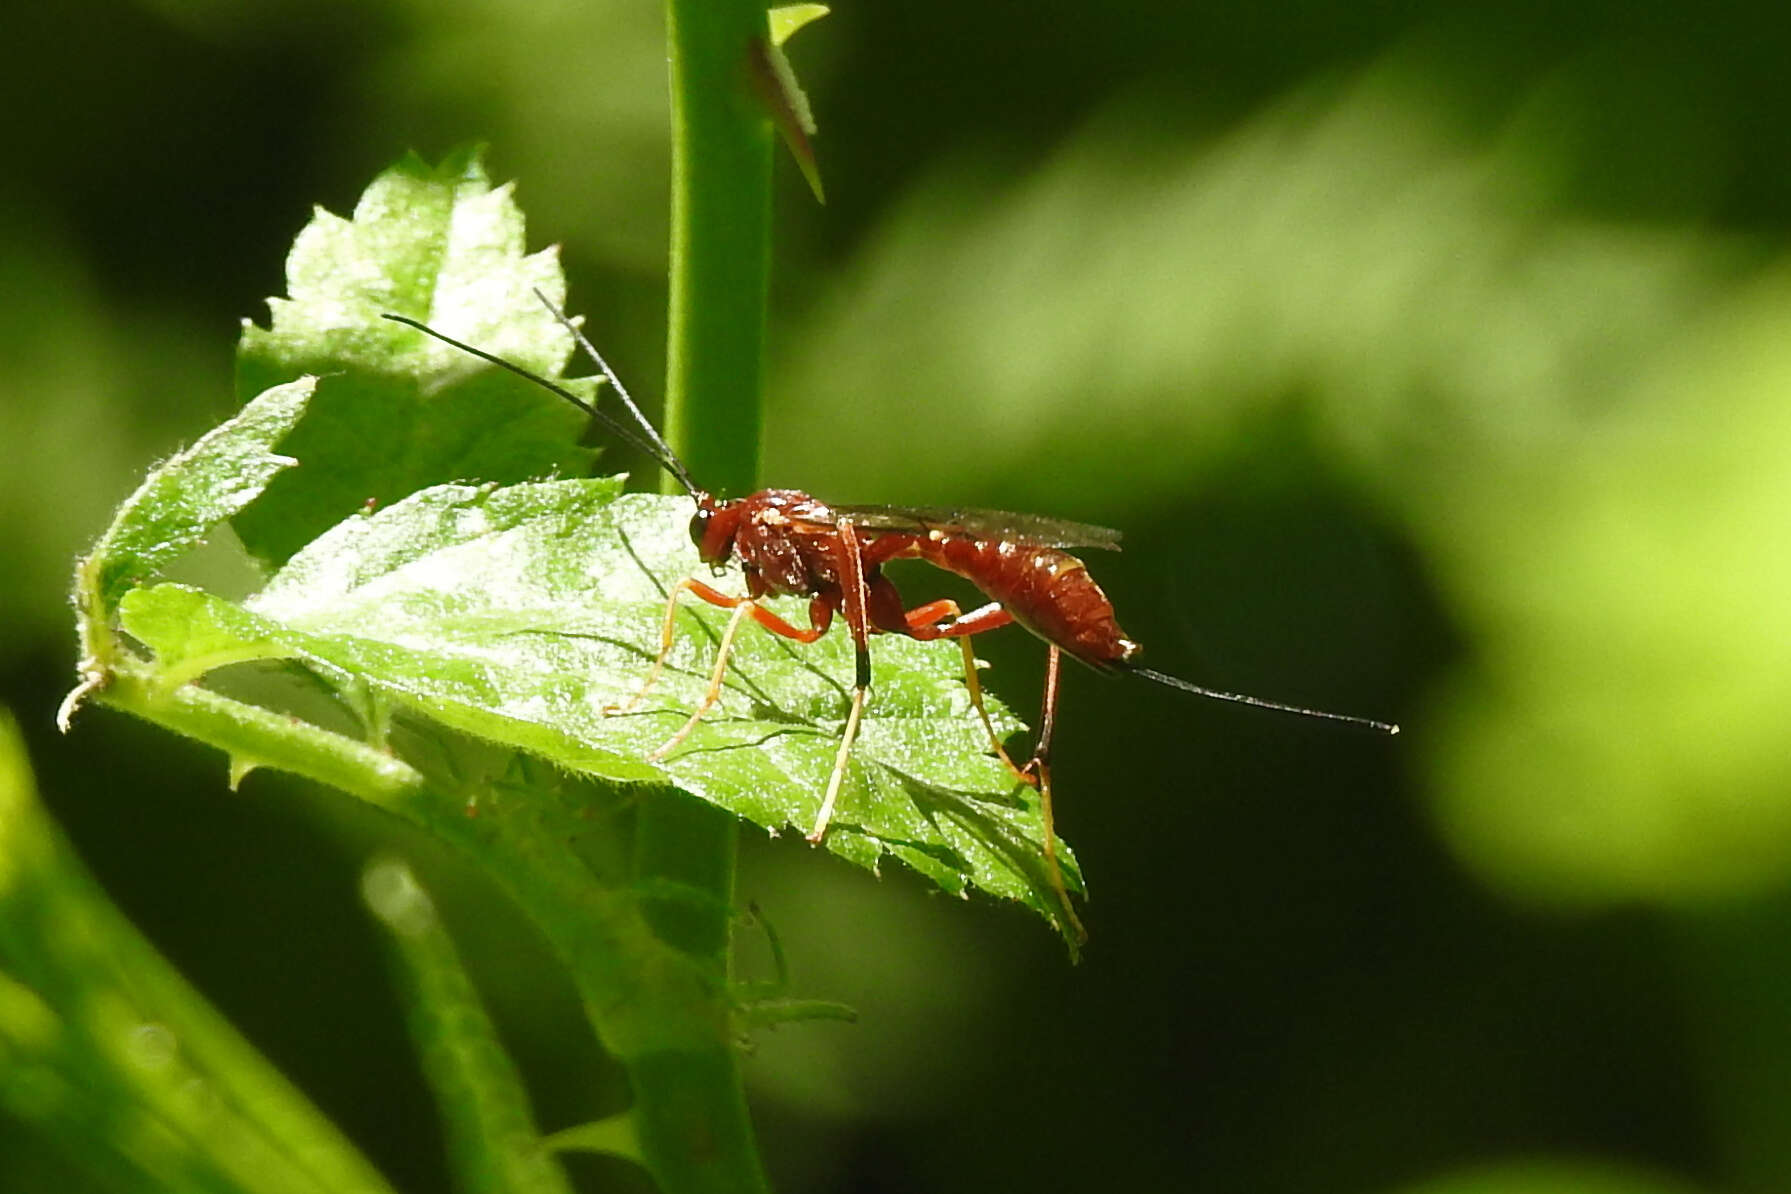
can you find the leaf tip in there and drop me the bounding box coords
[748,35,825,205]
[769,4,829,47]
[544,1115,644,1164]
[226,754,264,790]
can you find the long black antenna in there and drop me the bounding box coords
[1126,665,1399,734]
[381,306,702,499]
[526,288,700,498]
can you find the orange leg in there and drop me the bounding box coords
[1024,645,1083,944]
[903,600,1028,779]
[906,602,1082,941]
[613,576,831,757]
[807,519,875,845]
[607,578,724,715]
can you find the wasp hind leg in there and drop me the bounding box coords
[903,599,1028,779]
[901,599,1083,940]
[1022,644,1085,944]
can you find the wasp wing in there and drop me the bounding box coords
[824,503,1123,551]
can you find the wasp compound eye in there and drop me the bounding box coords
[688,506,712,551]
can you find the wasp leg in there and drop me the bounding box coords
[607,577,742,714]
[903,600,1026,779]
[647,601,754,760]
[808,686,870,844]
[1020,644,1084,944]
[808,519,875,845]
[639,586,829,756]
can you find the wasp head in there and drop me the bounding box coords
[688,495,740,575]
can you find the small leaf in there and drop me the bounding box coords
[235,148,595,568]
[117,581,299,691]
[749,35,825,204]
[735,997,858,1031]
[61,377,315,730]
[543,1118,642,1163]
[83,377,314,617]
[118,480,1082,938]
[768,4,828,47]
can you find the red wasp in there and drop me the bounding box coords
[385,305,1397,940]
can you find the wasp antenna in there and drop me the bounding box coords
[528,287,701,499]
[381,312,688,491]
[1125,665,1399,734]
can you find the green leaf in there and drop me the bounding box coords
[542,1118,642,1162]
[750,25,824,204]
[117,479,1081,938]
[234,148,595,569]
[84,376,314,618]
[61,377,316,730]
[768,4,828,46]
[0,709,396,1194]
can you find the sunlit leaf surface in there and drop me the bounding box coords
[68,148,1082,953]
[234,147,594,568]
[85,377,313,616]
[120,478,1077,929]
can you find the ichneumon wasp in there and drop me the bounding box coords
[384,298,1397,942]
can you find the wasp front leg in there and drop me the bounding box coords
[619,578,833,758]
[606,578,734,715]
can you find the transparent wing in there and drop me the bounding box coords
[822,503,1123,551]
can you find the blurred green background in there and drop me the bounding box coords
[7,0,1791,1191]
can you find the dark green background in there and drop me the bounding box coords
[7,1,1791,1192]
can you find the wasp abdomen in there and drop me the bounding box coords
[914,535,1140,668]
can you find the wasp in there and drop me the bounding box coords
[385,305,1396,940]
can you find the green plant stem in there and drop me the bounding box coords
[629,0,776,1190]
[662,0,772,496]
[90,670,725,1056]
[364,859,582,1194]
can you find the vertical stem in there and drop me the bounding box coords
[663,0,772,498]
[628,0,774,1190]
